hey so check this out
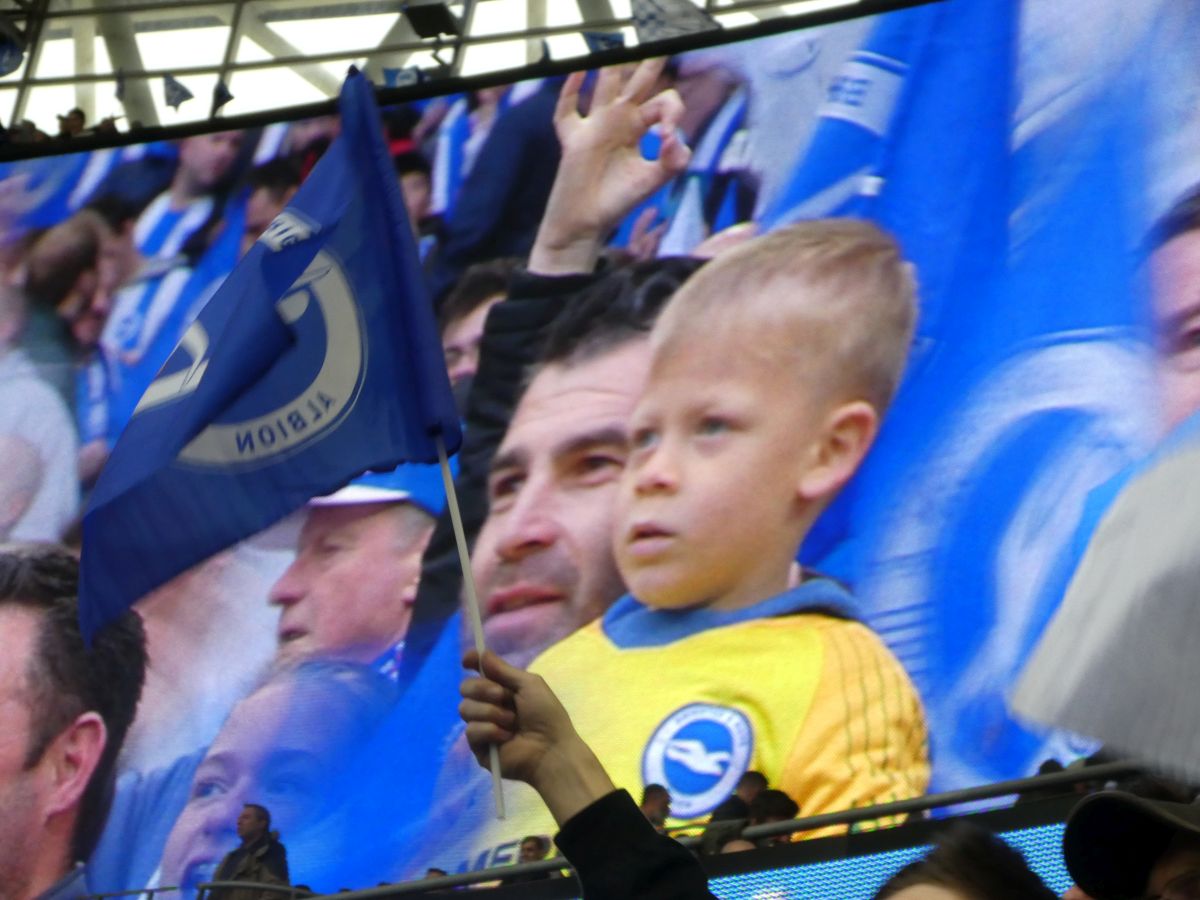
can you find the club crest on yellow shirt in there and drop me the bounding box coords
[642,703,754,817]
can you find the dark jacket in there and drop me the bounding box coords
[556,790,717,900]
[429,80,563,300]
[210,832,290,900]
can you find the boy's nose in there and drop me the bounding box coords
[634,448,679,495]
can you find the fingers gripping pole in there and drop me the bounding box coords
[436,434,506,819]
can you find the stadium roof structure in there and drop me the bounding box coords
[0,0,930,139]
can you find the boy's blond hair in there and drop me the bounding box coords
[653,219,917,413]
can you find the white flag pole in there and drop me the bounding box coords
[435,433,506,819]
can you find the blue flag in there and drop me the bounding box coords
[212,78,234,111]
[163,74,193,109]
[773,0,1156,791]
[79,70,462,640]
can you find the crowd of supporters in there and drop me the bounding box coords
[0,17,1198,900]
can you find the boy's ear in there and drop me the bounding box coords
[797,400,878,502]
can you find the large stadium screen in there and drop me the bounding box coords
[1,0,1198,893]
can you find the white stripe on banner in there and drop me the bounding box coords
[818,58,906,137]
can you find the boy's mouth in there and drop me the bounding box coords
[626,522,676,556]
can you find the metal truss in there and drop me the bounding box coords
[0,0,923,131]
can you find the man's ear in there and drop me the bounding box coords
[797,400,879,503]
[41,712,107,821]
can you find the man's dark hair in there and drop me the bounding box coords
[520,834,549,854]
[642,784,670,804]
[1149,184,1200,252]
[246,158,302,199]
[874,821,1057,900]
[739,771,768,792]
[749,789,798,823]
[245,802,271,830]
[394,150,432,179]
[438,258,522,335]
[0,543,147,860]
[539,257,706,368]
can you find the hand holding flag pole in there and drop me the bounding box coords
[436,434,506,818]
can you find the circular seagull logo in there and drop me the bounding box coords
[136,247,365,468]
[642,703,753,818]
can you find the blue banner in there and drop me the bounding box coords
[79,70,461,640]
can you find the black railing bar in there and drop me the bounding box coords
[742,760,1140,841]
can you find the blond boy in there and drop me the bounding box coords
[450,221,930,866]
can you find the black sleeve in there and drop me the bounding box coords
[399,268,605,676]
[555,790,717,900]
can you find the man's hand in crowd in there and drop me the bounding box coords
[529,58,691,276]
[460,649,615,826]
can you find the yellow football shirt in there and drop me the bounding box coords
[436,580,929,870]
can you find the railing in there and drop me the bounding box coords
[197,884,314,900]
[84,760,1140,900]
[286,760,1143,897]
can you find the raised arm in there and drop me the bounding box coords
[530,58,691,276]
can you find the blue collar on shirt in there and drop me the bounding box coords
[602,576,860,649]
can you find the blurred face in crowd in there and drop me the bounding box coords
[474,340,652,665]
[641,790,671,826]
[517,837,546,863]
[1152,228,1200,432]
[286,116,340,157]
[175,132,244,200]
[241,185,298,258]
[158,674,370,890]
[1146,832,1200,900]
[235,805,267,843]
[269,502,433,664]
[441,294,503,389]
[400,170,432,230]
[58,110,85,137]
[883,888,967,900]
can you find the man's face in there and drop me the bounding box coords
[0,607,49,896]
[235,806,266,842]
[518,838,545,863]
[159,677,364,889]
[400,171,432,230]
[177,132,244,197]
[442,295,503,389]
[1146,832,1200,900]
[1151,229,1200,432]
[269,503,433,664]
[474,340,652,664]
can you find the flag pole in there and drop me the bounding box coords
[435,432,506,819]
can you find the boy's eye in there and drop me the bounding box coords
[697,416,730,436]
[191,776,226,801]
[631,427,659,451]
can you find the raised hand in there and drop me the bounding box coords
[460,649,615,826]
[529,58,692,275]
